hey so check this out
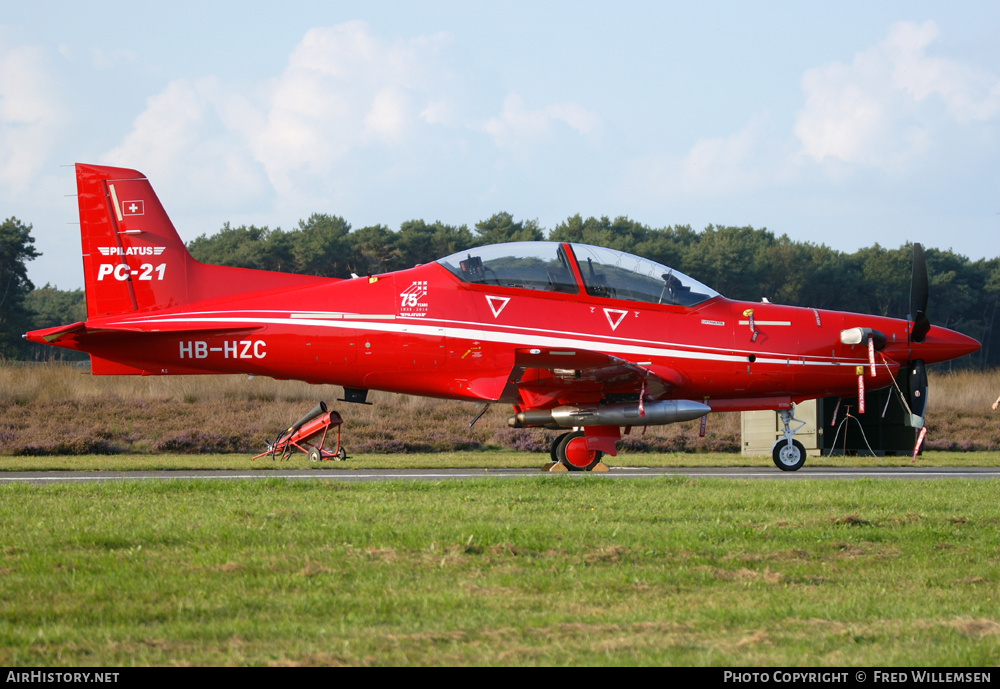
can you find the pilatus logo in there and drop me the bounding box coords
[98,247,166,256]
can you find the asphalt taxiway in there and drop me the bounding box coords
[2,466,999,484]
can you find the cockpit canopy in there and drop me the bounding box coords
[436,242,719,307]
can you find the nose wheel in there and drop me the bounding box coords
[772,438,806,471]
[771,407,807,471]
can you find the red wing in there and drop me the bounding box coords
[498,347,686,408]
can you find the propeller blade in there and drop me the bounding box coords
[908,359,928,427]
[909,243,930,343]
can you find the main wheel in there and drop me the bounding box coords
[772,439,806,471]
[556,431,603,471]
[550,432,572,464]
[308,447,322,463]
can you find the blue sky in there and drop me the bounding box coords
[2,1,998,291]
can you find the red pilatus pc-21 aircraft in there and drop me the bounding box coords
[26,164,981,471]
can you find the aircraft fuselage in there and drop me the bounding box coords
[63,259,974,413]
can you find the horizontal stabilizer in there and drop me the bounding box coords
[28,321,88,344]
[26,320,261,343]
[88,319,265,335]
[88,355,215,376]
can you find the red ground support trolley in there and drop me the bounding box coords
[253,401,347,462]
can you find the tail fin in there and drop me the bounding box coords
[76,163,326,318]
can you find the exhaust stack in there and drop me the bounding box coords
[509,399,710,428]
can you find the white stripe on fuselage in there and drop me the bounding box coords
[105,310,874,369]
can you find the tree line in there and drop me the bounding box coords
[5,213,999,367]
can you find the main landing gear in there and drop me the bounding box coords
[545,430,608,472]
[540,408,809,473]
[771,407,807,471]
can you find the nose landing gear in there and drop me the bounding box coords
[771,407,807,471]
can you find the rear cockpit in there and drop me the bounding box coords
[437,242,578,294]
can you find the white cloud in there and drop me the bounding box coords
[98,22,462,207]
[104,80,205,169]
[0,42,64,192]
[679,113,777,195]
[420,99,455,126]
[628,19,1000,203]
[89,47,141,71]
[363,86,412,143]
[101,78,268,210]
[101,21,604,213]
[794,20,1000,169]
[884,21,1000,122]
[482,93,602,151]
[622,113,780,200]
[246,22,456,194]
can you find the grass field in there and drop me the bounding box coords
[0,476,997,666]
[1,364,998,666]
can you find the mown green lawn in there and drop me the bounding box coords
[1,475,997,666]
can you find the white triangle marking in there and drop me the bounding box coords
[486,295,510,318]
[604,308,628,331]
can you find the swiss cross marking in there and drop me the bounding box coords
[122,200,145,216]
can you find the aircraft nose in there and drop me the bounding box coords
[912,326,981,364]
